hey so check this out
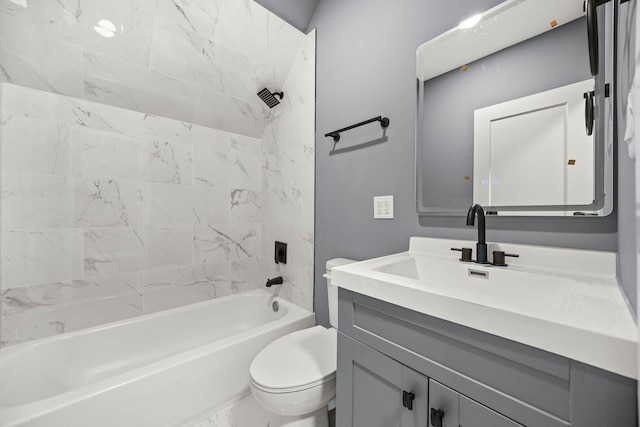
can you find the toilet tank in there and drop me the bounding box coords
[325,258,357,329]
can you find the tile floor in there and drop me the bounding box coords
[187,395,336,427]
[189,395,268,427]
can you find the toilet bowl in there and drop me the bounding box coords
[249,258,355,427]
[250,326,337,427]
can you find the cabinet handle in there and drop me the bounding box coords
[430,408,445,427]
[586,0,599,76]
[586,0,612,76]
[584,90,595,136]
[402,390,415,410]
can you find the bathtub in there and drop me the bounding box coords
[0,290,314,426]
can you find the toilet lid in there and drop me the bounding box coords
[250,326,337,392]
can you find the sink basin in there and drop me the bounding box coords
[372,254,574,312]
[332,237,637,379]
[373,257,422,279]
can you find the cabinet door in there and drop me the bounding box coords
[429,379,523,427]
[428,379,459,427]
[401,367,428,427]
[351,342,402,427]
[460,396,523,427]
[337,333,428,427]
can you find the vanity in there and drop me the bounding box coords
[332,237,637,427]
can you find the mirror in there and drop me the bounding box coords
[415,0,614,216]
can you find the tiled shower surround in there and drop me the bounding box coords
[0,0,304,136]
[0,0,315,346]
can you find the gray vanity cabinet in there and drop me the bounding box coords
[338,331,522,427]
[336,288,637,427]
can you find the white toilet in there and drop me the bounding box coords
[249,258,355,427]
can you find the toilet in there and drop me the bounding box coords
[249,258,355,427]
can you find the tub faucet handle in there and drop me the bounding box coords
[265,276,284,287]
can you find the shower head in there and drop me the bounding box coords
[257,88,284,108]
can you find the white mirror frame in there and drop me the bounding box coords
[417,0,586,81]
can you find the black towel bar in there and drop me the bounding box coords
[325,116,390,142]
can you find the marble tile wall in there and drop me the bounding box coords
[0,0,303,138]
[0,2,315,347]
[260,31,316,311]
[0,76,313,345]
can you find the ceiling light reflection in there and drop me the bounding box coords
[459,14,482,29]
[94,19,116,38]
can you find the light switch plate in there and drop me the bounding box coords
[374,195,394,219]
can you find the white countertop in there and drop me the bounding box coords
[331,237,638,379]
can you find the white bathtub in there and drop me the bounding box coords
[0,290,314,426]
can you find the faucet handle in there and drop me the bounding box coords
[492,251,519,267]
[451,247,473,262]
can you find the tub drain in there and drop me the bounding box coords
[272,301,279,312]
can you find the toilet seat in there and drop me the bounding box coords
[251,374,334,394]
[250,326,337,394]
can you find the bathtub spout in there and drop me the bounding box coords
[265,276,284,287]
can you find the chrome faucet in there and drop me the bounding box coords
[466,204,488,264]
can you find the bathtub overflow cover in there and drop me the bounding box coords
[272,300,279,312]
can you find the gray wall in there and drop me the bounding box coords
[308,0,623,327]
[254,0,318,32]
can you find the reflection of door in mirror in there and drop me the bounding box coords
[415,0,614,217]
[473,79,595,216]
[418,17,592,214]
